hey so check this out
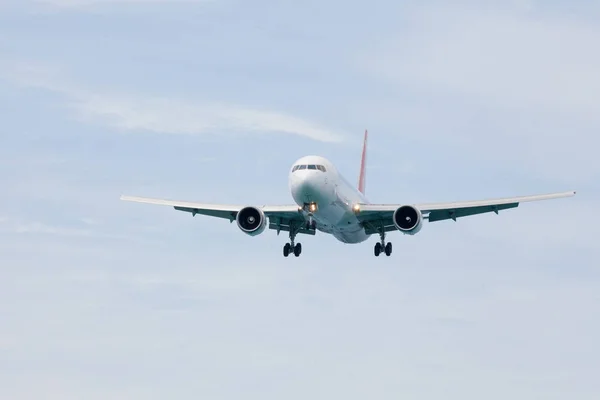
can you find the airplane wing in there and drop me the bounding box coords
[120,195,315,235]
[355,191,576,235]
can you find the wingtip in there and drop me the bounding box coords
[558,190,577,198]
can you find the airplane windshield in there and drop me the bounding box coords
[292,164,327,172]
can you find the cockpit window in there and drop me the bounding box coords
[293,164,327,172]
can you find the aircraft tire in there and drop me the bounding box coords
[385,242,392,256]
[374,242,381,257]
[294,243,302,257]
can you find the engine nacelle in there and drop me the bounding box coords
[236,206,267,236]
[393,205,423,235]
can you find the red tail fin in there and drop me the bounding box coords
[358,129,368,195]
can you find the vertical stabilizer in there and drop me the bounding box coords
[358,129,368,195]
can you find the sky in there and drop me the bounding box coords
[0,0,599,399]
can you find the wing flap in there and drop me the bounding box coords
[427,203,518,222]
[268,221,316,236]
[362,220,398,235]
[173,206,238,220]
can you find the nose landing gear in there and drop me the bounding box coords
[306,215,316,231]
[302,202,318,231]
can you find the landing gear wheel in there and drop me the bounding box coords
[294,243,302,257]
[374,242,382,257]
[283,243,291,257]
[385,242,392,256]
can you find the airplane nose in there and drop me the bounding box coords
[296,176,316,196]
[292,172,327,204]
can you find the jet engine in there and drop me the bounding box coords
[236,206,267,236]
[393,205,423,235]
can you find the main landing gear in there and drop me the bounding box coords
[283,208,317,257]
[374,229,392,257]
[283,222,302,258]
[283,242,302,257]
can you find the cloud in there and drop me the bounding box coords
[0,216,147,243]
[70,96,346,142]
[0,62,346,143]
[363,5,600,119]
[11,220,119,239]
[354,4,600,184]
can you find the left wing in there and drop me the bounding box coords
[355,190,576,234]
[120,195,314,235]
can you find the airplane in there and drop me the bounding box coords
[120,130,576,258]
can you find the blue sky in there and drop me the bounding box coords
[0,0,599,398]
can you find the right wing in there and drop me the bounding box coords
[120,195,315,235]
[355,190,576,234]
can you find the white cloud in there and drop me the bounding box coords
[13,221,88,236]
[12,221,131,240]
[80,217,100,226]
[365,5,600,119]
[0,216,145,242]
[356,4,600,184]
[0,62,346,143]
[70,95,346,142]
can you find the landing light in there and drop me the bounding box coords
[309,203,317,212]
[353,204,361,213]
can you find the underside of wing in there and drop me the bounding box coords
[355,190,576,234]
[120,195,242,219]
[120,195,313,235]
[416,190,576,222]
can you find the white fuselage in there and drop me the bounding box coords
[288,155,370,244]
